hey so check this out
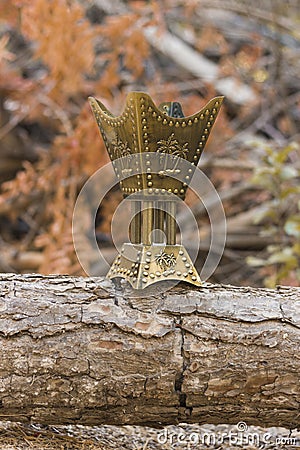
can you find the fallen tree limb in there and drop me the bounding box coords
[144,27,256,105]
[0,273,299,428]
[94,0,256,105]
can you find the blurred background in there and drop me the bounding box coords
[0,0,299,287]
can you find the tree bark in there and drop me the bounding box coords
[0,273,299,428]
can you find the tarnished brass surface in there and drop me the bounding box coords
[129,201,141,244]
[89,92,223,199]
[89,92,223,289]
[107,243,201,289]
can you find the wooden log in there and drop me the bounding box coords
[0,273,299,428]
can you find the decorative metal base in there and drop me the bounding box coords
[107,243,201,289]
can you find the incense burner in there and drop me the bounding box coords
[89,92,223,289]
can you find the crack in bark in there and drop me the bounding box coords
[174,321,186,408]
[280,303,286,320]
[279,302,300,330]
[186,309,300,330]
[179,323,294,348]
[174,321,193,419]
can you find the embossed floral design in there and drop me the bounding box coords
[110,136,132,160]
[157,133,189,172]
[110,136,132,174]
[155,250,176,270]
[157,133,189,159]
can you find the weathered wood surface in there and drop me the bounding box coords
[0,273,299,428]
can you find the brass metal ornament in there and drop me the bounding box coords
[89,92,224,289]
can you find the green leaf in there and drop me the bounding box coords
[292,242,300,255]
[267,244,281,253]
[273,143,298,164]
[265,274,278,288]
[279,166,298,180]
[280,186,299,199]
[267,247,297,266]
[284,215,300,238]
[260,226,278,237]
[252,206,273,224]
[246,256,267,267]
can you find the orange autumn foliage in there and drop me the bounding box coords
[0,0,230,276]
[21,0,98,102]
[0,0,157,274]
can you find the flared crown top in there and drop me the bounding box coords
[89,92,223,198]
